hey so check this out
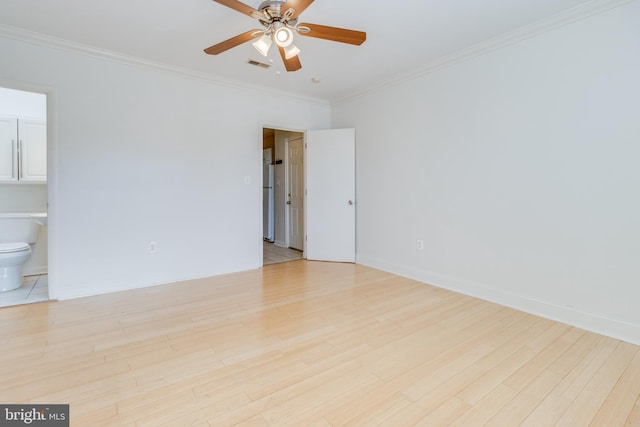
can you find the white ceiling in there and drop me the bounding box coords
[0,0,597,103]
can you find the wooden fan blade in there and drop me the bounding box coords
[298,23,366,45]
[212,0,260,18]
[204,30,260,55]
[278,46,302,72]
[280,0,314,19]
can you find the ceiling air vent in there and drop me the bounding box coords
[248,59,270,69]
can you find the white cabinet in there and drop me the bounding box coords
[0,117,47,182]
[18,119,47,182]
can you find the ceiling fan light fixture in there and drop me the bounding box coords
[252,33,272,56]
[207,0,367,73]
[284,44,301,59]
[274,26,294,47]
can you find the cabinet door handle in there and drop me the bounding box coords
[18,140,22,179]
[11,140,16,178]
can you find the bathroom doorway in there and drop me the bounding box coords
[262,127,304,265]
[0,86,49,307]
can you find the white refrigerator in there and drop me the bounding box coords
[263,164,275,242]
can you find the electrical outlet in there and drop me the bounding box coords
[149,241,158,253]
[416,240,424,250]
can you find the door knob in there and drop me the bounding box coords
[348,200,353,205]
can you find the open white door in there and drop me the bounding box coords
[306,128,355,262]
[287,138,304,251]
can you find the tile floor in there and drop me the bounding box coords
[263,241,304,265]
[0,274,49,308]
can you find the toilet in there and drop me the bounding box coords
[0,243,33,292]
[0,213,42,292]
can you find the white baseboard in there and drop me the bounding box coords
[357,255,640,346]
[274,240,287,248]
[23,266,48,276]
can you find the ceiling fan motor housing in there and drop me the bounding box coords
[254,0,297,27]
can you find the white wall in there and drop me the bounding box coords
[0,87,46,119]
[0,184,47,213]
[333,2,640,344]
[0,35,330,299]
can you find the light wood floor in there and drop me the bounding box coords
[1,262,639,426]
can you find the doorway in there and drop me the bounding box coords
[262,127,304,265]
[0,86,49,307]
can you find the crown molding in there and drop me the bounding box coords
[333,0,635,106]
[0,24,330,107]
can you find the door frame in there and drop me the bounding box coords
[0,80,57,299]
[260,123,307,263]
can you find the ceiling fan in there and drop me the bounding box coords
[204,0,366,72]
